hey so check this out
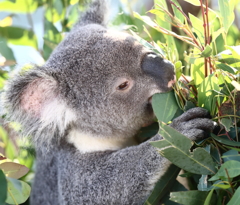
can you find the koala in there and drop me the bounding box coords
[3,0,215,204]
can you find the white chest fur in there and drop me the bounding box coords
[67,130,138,153]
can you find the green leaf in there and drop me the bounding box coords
[212,183,230,189]
[152,1,179,60]
[204,189,215,205]
[181,0,200,6]
[212,27,225,42]
[222,150,240,162]
[227,186,240,205]
[144,164,180,205]
[137,122,159,141]
[0,170,7,204]
[218,0,235,33]
[152,91,180,123]
[170,191,208,205]
[220,118,233,132]
[152,122,216,175]
[190,58,204,86]
[216,63,236,74]
[0,27,37,48]
[0,162,29,179]
[216,46,240,70]
[6,177,31,204]
[0,0,37,12]
[201,45,212,58]
[160,180,187,205]
[183,101,195,111]
[0,37,15,61]
[130,31,164,56]
[170,0,185,24]
[174,61,182,80]
[189,14,204,44]
[54,0,63,15]
[211,134,240,147]
[209,160,240,181]
[198,74,220,116]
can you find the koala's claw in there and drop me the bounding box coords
[170,107,214,141]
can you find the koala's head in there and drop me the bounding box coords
[3,0,175,151]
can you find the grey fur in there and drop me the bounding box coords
[3,0,215,204]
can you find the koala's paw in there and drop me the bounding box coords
[170,107,215,141]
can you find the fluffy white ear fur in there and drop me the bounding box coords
[20,77,76,137]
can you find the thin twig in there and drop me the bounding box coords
[225,168,235,194]
[167,0,192,27]
[205,0,210,45]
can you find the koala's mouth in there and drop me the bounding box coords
[148,96,153,104]
[141,96,156,127]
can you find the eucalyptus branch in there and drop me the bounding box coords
[155,3,203,51]
[205,0,210,45]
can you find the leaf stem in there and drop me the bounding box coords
[8,187,18,205]
[205,0,210,45]
[225,168,235,194]
[167,0,192,27]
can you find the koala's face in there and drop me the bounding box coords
[45,24,175,139]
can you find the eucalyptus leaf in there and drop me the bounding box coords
[130,31,164,56]
[198,74,220,116]
[211,134,240,147]
[203,189,215,205]
[152,122,216,175]
[170,191,208,205]
[0,170,7,204]
[152,91,180,123]
[190,58,204,86]
[174,61,182,80]
[144,164,180,205]
[0,0,37,12]
[0,162,29,179]
[6,177,31,204]
[183,101,195,111]
[0,37,15,61]
[189,14,204,44]
[222,150,240,162]
[212,183,230,189]
[218,0,235,33]
[209,160,240,181]
[220,118,233,132]
[216,63,236,74]
[217,54,240,70]
[170,0,184,24]
[201,45,212,58]
[182,0,200,6]
[227,186,240,205]
[160,180,187,205]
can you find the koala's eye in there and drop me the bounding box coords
[117,81,129,90]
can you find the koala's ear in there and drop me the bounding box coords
[4,68,76,147]
[4,70,57,119]
[74,0,108,27]
[20,76,57,117]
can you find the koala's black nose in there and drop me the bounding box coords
[141,53,175,88]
